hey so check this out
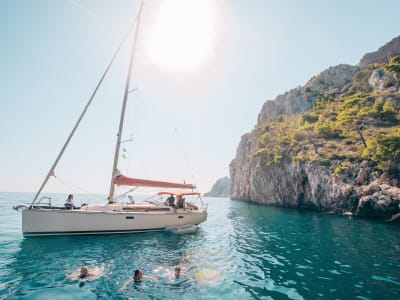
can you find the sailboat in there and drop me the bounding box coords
[15,3,207,237]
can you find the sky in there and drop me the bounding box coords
[0,0,399,197]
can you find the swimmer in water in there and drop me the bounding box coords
[174,267,181,279]
[66,265,104,287]
[165,266,183,281]
[133,269,143,282]
[119,269,157,292]
[79,266,89,278]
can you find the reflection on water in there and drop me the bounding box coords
[1,193,400,299]
[227,200,400,299]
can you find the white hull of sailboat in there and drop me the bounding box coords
[22,207,207,237]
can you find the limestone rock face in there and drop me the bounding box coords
[359,36,400,67]
[356,184,400,218]
[230,132,258,200]
[257,65,358,126]
[231,155,400,220]
[230,36,400,222]
[369,68,396,90]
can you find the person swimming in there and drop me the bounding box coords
[174,267,181,279]
[119,269,157,292]
[165,266,221,285]
[66,265,104,287]
[133,269,143,282]
[79,266,89,278]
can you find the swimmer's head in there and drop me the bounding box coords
[80,266,89,277]
[134,269,143,281]
[174,267,181,278]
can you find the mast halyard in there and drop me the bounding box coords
[108,2,144,203]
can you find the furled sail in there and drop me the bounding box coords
[114,175,195,189]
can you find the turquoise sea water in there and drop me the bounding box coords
[1,192,400,299]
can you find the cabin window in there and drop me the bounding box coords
[126,216,135,219]
[178,216,184,219]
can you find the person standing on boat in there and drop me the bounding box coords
[166,194,175,207]
[65,194,76,210]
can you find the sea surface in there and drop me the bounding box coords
[1,192,400,299]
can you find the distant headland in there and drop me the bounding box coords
[204,177,230,197]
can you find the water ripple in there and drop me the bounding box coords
[1,194,400,299]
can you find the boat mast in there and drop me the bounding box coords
[31,30,136,206]
[108,2,144,203]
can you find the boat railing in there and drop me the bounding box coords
[186,196,208,212]
[27,196,53,209]
[120,193,208,212]
[38,196,52,206]
[13,196,52,211]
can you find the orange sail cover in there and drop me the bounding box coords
[114,175,196,189]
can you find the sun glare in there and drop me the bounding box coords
[144,0,220,73]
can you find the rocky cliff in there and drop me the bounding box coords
[204,177,231,197]
[359,36,400,67]
[257,64,359,126]
[230,36,400,221]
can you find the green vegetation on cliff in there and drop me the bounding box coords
[254,57,400,178]
[384,56,400,81]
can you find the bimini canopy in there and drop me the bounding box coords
[114,175,196,189]
[157,191,201,197]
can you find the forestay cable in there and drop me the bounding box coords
[31,14,140,205]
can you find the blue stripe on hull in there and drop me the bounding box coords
[23,227,166,237]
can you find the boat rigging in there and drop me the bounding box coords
[15,1,207,237]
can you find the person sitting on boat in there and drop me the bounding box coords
[177,195,185,209]
[64,194,77,210]
[166,194,175,207]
